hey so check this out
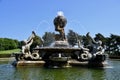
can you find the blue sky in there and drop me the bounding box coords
[0,0,120,40]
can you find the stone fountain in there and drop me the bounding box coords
[12,12,107,68]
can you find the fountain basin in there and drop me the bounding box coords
[12,60,45,67]
[34,47,81,53]
[49,56,69,62]
[68,59,108,67]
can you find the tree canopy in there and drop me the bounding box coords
[0,30,120,56]
[42,32,55,46]
[0,38,19,50]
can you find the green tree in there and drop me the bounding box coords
[95,33,107,46]
[0,38,5,50]
[107,34,120,56]
[0,38,19,50]
[82,35,89,47]
[42,32,55,46]
[67,30,78,46]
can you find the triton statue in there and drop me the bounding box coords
[21,31,39,60]
[86,32,105,56]
[22,31,36,55]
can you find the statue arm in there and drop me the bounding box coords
[91,38,98,44]
[22,46,25,54]
[86,32,93,40]
[57,25,64,31]
[27,39,33,47]
[27,31,36,43]
[86,32,93,44]
[86,32,98,44]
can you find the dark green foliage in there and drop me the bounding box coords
[0,38,19,51]
[106,34,120,56]
[30,35,43,52]
[42,32,55,46]
[67,30,120,56]
[0,31,120,56]
[82,35,89,47]
[67,30,83,47]
[67,30,78,46]
[95,33,107,46]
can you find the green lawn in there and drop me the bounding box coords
[0,49,21,54]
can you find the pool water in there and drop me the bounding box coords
[0,58,120,80]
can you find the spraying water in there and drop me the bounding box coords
[33,20,53,36]
[66,20,88,35]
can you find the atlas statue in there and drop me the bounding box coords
[53,11,67,41]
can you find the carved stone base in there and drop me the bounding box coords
[12,60,45,67]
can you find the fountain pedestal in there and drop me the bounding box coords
[12,60,45,67]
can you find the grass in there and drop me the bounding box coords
[0,49,21,54]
